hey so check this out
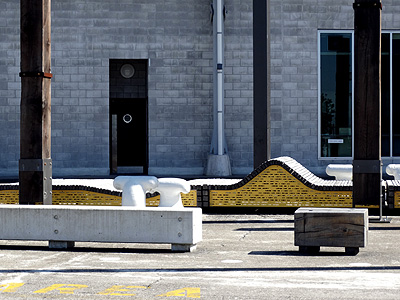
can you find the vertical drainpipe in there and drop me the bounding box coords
[216,0,224,156]
[205,0,232,176]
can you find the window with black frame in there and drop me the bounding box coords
[319,31,400,158]
[319,32,353,158]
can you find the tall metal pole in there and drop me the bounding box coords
[206,0,231,176]
[253,0,271,168]
[353,0,382,207]
[209,0,227,158]
[216,0,224,156]
[19,0,52,204]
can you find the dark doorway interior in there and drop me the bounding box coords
[109,59,148,174]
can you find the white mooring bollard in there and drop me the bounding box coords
[113,176,191,208]
[325,164,353,180]
[113,176,158,207]
[386,164,400,180]
[156,178,191,208]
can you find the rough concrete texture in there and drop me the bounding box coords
[0,213,399,299]
[205,154,232,177]
[0,205,202,250]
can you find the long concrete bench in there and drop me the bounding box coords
[0,205,202,252]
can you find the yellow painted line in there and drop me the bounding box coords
[98,285,148,296]
[0,283,25,293]
[157,287,201,298]
[33,284,88,294]
[1,282,201,297]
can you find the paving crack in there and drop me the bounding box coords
[239,231,250,241]
[147,277,162,288]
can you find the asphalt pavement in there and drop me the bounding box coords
[0,213,399,299]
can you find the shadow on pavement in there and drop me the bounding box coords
[0,266,400,274]
[0,245,171,254]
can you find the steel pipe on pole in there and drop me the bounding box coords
[205,0,231,176]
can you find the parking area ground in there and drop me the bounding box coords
[0,213,399,299]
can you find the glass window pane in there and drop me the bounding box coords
[393,34,400,156]
[381,33,390,157]
[320,33,352,157]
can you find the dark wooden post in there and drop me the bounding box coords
[19,0,52,205]
[253,0,271,168]
[353,0,382,207]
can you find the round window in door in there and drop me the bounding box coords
[120,64,135,79]
[123,114,132,124]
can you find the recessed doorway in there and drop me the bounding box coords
[109,59,148,174]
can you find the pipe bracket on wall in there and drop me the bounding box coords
[19,72,53,79]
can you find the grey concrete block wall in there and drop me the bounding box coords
[0,1,20,177]
[50,0,111,176]
[269,0,355,176]
[147,0,214,176]
[0,0,255,178]
[3,0,400,179]
[224,0,254,175]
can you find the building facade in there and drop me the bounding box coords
[269,0,400,177]
[1,0,400,179]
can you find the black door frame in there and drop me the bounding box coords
[109,59,149,175]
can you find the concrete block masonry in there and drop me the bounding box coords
[0,205,202,252]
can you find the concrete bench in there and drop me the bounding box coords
[294,207,368,255]
[0,205,202,252]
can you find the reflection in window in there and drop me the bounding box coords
[393,34,400,156]
[320,33,352,157]
[320,31,400,158]
[381,33,390,156]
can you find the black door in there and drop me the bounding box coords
[109,59,148,174]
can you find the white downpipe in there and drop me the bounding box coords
[206,0,231,176]
[217,71,223,155]
[216,0,224,155]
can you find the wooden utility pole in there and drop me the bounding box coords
[353,0,382,207]
[253,0,271,168]
[19,0,52,205]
